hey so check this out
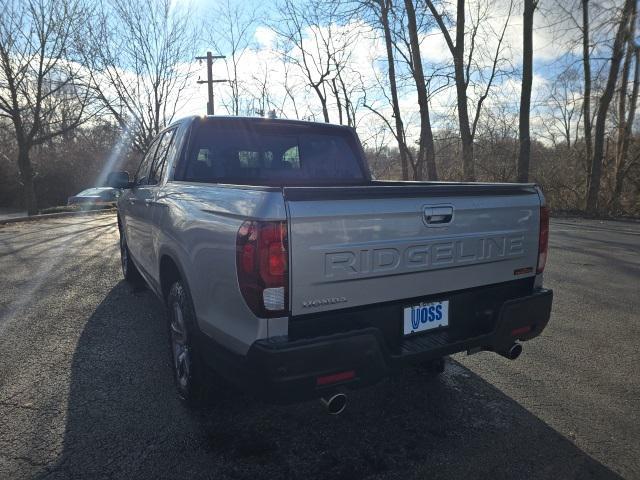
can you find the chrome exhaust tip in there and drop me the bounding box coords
[499,343,523,360]
[321,393,347,415]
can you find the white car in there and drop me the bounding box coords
[67,187,121,206]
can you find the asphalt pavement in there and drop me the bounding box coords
[0,213,638,479]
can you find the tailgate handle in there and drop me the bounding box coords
[424,206,453,225]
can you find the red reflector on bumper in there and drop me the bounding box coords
[316,370,356,386]
[511,325,532,337]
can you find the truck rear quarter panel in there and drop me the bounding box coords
[155,182,287,355]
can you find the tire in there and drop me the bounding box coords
[166,280,207,406]
[119,230,144,287]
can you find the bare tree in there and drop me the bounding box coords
[542,68,582,150]
[474,105,519,182]
[425,0,513,181]
[325,63,361,127]
[273,0,354,123]
[585,0,634,212]
[248,60,276,117]
[280,57,302,119]
[209,0,259,116]
[611,0,638,212]
[84,0,198,152]
[581,0,593,184]
[246,52,302,119]
[360,0,412,179]
[517,0,537,182]
[335,66,363,127]
[0,0,94,214]
[425,0,474,180]
[379,0,413,179]
[404,0,437,180]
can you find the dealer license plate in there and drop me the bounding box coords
[403,300,449,335]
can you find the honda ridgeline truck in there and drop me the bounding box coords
[115,116,553,413]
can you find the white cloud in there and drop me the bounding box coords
[254,26,277,50]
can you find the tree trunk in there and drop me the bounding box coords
[613,44,639,212]
[380,0,409,180]
[518,0,536,183]
[611,1,637,213]
[332,78,344,125]
[582,0,593,188]
[17,145,37,215]
[404,0,437,181]
[585,0,633,213]
[320,96,330,123]
[312,85,330,123]
[424,0,473,180]
[339,75,353,127]
[454,0,474,181]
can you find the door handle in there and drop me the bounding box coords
[128,199,136,205]
[424,206,454,225]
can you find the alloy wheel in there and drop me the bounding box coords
[170,301,191,390]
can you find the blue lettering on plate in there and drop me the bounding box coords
[411,308,420,329]
[411,303,445,331]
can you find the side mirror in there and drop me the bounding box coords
[107,171,132,189]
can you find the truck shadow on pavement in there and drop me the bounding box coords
[44,281,623,480]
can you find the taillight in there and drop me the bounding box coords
[236,220,288,317]
[316,370,356,386]
[537,206,549,273]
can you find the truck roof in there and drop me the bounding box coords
[170,115,354,131]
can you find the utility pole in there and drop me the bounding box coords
[196,51,226,115]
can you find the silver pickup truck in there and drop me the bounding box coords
[115,116,553,413]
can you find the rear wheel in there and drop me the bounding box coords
[119,231,144,286]
[167,280,207,406]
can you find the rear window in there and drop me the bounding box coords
[180,122,366,185]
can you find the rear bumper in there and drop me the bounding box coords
[240,288,552,403]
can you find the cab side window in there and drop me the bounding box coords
[148,129,176,186]
[134,139,160,185]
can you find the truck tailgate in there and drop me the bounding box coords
[284,184,541,316]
